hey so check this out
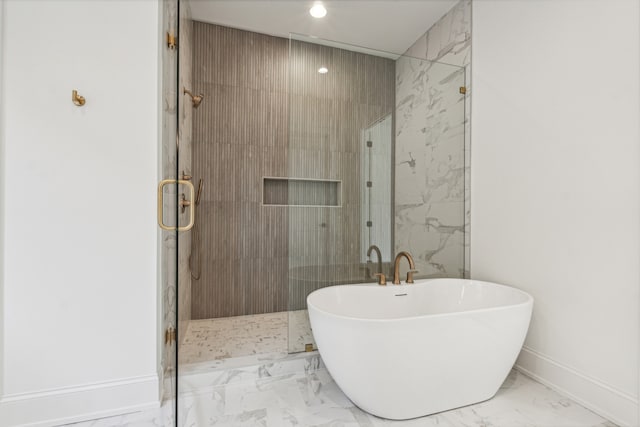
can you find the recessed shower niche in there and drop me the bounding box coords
[176,5,468,365]
[263,178,342,207]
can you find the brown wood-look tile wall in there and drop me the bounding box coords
[191,22,394,319]
[287,40,395,310]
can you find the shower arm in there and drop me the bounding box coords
[183,87,204,108]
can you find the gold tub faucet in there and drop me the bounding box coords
[393,251,416,285]
[367,244,383,277]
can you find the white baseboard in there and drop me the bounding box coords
[515,346,638,427]
[0,374,160,427]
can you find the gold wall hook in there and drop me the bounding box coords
[72,90,85,106]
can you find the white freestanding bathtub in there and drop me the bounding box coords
[307,278,533,420]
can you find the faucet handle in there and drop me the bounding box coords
[374,273,387,286]
[406,269,419,284]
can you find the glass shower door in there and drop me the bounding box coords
[360,114,393,272]
[286,34,467,354]
[159,0,179,425]
[159,0,195,425]
[286,35,396,353]
[174,1,195,425]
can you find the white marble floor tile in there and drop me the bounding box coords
[65,369,616,427]
[63,405,173,427]
[200,370,614,427]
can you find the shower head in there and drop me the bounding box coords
[191,94,204,108]
[184,88,204,109]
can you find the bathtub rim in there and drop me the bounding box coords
[306,278,534,323]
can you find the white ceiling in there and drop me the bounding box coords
[189,1,458,57]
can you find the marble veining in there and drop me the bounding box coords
[394,0,471,279]
[160,0,179,393]
[65,369,615,427]
[395,57,465,278]
[404,0,471,67]
[177,351,325,396]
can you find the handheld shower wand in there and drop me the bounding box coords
[195,179,203,205]
[190,178,204,280]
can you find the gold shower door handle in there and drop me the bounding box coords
[157,179,195,231]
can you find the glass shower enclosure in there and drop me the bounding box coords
[164,18,467,426]
[285,35,466,353]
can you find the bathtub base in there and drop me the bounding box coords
[349,386,499,420]
[316,306,527,420]
[329,357,508,420]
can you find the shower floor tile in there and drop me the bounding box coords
[179,312,288,364]
[179,310,315,365]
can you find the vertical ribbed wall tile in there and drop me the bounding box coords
[287,40,395,312]
[192,23,290,319]
[192,22,394,318]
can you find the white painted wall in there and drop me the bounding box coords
[471,1,639,425]
[0,0,6,407]
[0,1,161,425]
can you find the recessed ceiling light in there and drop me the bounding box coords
[309,3,327,18]
[318,67,328,74]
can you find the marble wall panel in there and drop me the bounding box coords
[178,0,193,348]
[404,0,471,67]
[395,0,471,278]
[160,0,178,395]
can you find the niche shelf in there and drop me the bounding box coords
[262,177,342,207]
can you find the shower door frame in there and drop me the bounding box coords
[159,0,183,425]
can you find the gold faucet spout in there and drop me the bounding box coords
[393,251,416,285]
[367,244,383,278]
